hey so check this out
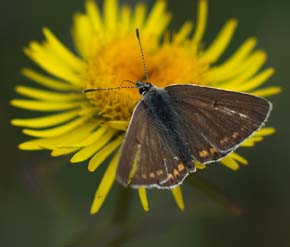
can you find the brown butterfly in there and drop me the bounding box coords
[85,29,272,189]
[116,81,272,189]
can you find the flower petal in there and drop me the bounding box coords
[219,49,267,83]
[90,151,120,214]
[254,127,275,136]
[143,0,170,36]
[72,13,94,58]
[42,28,85,72]
[15,86,83,101]
[106,121,129,131]
[22,116,89,138]
[250,86,282,97]
[132,3,147,29]
[18,122,98,150]
[171,186,185,211]
[104,0,118,37]
[85,0,103,33]
[192,0,208,45]
[21,68,73,91]
[11,109,80,128]
[220,156,239,170]
[10,99,80,111]
[119,5,131,36]
[88,136,123,172]
[224,68,274,92]
[229,152,248,165]
[24,42,83,85]
[70,128,116,163]
[201,19,238,63]
[174,21,193,44]
[206,38,258,83]
[138,187,149,212]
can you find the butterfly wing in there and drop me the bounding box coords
[165,84,272,163]
[117,100,190,188]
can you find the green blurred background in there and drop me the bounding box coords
[1,0,289,246]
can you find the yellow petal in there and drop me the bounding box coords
[78,126,109,146]
[206,38,257,83]
[250,86,282,97]
[138,187,149,212]
[171,186,185,211]
[11,109,79,128]
[21,68,73,91]
[192,0,208,45]
[119,5,131,36]
[88,136,123,172]
[254,127,275,137]
[195,162,206,169]
[85,0,103,33]
[10,99,79,111]
[218,50,267,86]
[19,122,98,150]
[90,151,120,214]
[53,122,98,149]
[104,0,118,37]
[42,28,85,72]
[225,68,274,92]
[72,13,94,58]
[106,121,129,131]
[51,148,79,157]
[132,3,147,29]
[143,0,168,35]
[174,21,193,44]
[201,19,238,63]
[22,116,89,138]
[70,128,116,163]
[229,152,248,165]
[240,139,257,147]
[15,86,83,101]
[24,42,82,85]
[220,156,239,170]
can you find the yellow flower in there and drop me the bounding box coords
[11,0,280,214]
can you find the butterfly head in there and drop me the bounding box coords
[136,80,152,96]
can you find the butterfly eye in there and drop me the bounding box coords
[139,86,147,95]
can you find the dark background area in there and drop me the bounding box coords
[1,0,289,246]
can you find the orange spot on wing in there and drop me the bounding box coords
[220,137,229,145]
[167,173,174,180]
[173,169,179,177]
[232,132,239,138]
[199,150,209,158]
[178,163,185,172]
[156,170,163,176]
[209,147,216,155]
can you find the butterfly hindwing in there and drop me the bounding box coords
[165,84,272,163]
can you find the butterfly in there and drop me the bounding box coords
[116,81,272,189]
[84,29,272,189]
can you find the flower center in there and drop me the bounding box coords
[85,36,208,121]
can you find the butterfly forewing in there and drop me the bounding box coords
[117,101,188,188]
[165,84,272,162]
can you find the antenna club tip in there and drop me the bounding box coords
[83,89,96,94]
[136,28,140,38]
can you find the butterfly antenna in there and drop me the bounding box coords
[83,86,136,94]
[136,28,149,81]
